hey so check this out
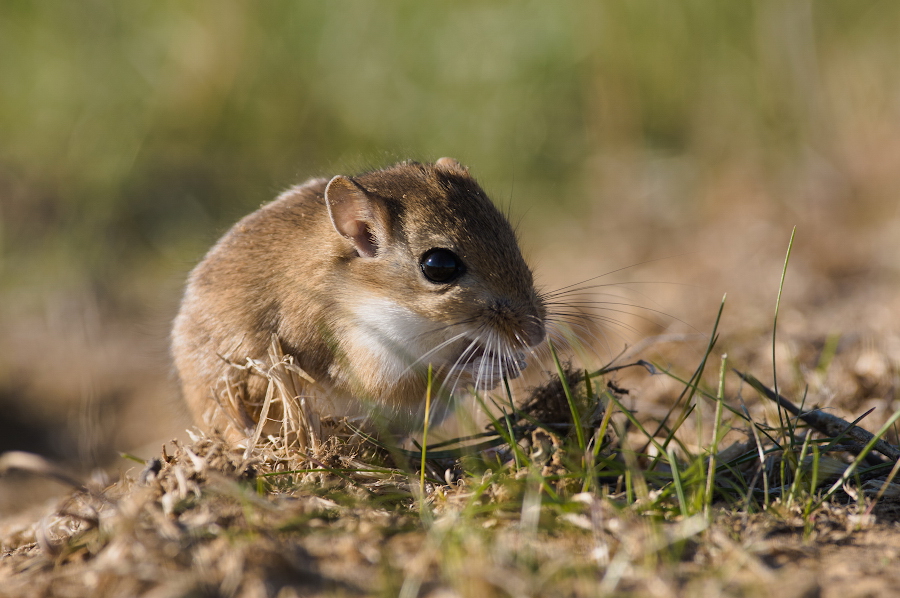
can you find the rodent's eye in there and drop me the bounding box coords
[420,248,465,284]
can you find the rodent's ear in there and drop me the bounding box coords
[325,176,387,258]
[434,157,469,175]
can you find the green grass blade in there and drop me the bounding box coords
[813,408,900,510]
[548,339,586,455]
[667,447,689,518]
[420,364,433,503]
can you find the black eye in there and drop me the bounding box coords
[420,248,464,284]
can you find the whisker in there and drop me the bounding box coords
[547,305,679,329]
[399,329,471,378]
[545,325,618,368]
[541,280,697,300]
[439,332,487,401]
[411,316,480,343]
[547,315,644,339]
[541,253,697,296]
[545,300,680,319]
[547,310,643,326]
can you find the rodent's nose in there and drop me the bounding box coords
[489,297,545,348]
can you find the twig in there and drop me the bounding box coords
[734,369,900,462]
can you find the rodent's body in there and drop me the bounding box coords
[172,159,546,438]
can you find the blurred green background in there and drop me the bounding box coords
[2,1,899,474]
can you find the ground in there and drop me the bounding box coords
[2,311,899,596]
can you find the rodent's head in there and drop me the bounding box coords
[324,158,546,393]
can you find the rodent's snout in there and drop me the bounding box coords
[486,297,546,349]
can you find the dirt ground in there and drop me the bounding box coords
[2,178,900,596]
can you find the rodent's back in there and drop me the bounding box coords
[171,178,337,433]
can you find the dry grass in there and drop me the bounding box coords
[3,309,900,598]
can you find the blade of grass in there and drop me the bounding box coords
[644,295,726,460]
[735,370,900,461]
[786,427,814,507]
[502,376,522,470]
[472,391,529,467]
[606,392,667,458]
[704,354,727,514]
[593,390,617,460]
[770,227,795,400]
[865,457,900,516]
[742,402,770,510]
[770,228,796,481]
[667,447,689,518]
[420,364,433,503]
[548,339,586,455]
[812,408,900,510]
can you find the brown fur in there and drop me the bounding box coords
[171,159,546,439]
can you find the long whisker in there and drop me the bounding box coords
[545,300,684,320]
[541,280,697,300]
[542,253,698,295]
[474,330,497,396]
[546,310,649,333]
[399,329,472,378]
[410,316,481,343]
[439,332,487,401]
[545,316,637,364]
[548,303,691,331]
[546,315,644,339]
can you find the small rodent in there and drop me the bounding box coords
[171,158,547,439]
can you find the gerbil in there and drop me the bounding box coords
[171,158,546,439]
